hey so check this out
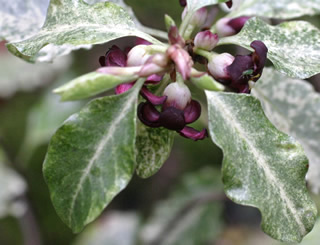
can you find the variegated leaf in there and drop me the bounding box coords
[187,0,228,12]
[135,122,174,178]
[252,68,320,194]
[6,0,160,63]
[219,17,320,79]
[206,91,317,242]
[43,80,143,232]
[228,0,320,19]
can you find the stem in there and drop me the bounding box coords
[179,11,194,38]
[148,192,226,245]
[194,48,219,61]
[147,44,168,54]
[155,74,171,96]
[176,72,185,86]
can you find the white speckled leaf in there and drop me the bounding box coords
[135,122,174,178]
[187,0,228,12]
[6,0,160,63]
[0,0,49,42]
[43,80,144,232]
[252,68,320,194]
[219,17,320,79]
[228,0,320,19]
[54,72,138,101]
[206,91,317,243]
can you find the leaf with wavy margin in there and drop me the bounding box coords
[218,17,320,79]
[252,68,320,194]
[187,0,228,12]
[6,0,160,63]
[206,91,317,242]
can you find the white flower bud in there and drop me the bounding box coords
[215,18,236,37]
[163,82,191,110]
[126,45,151,66]
[207,53,235,80]
[194,30,219,51]
[182,7,208,27]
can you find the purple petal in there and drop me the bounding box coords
[184,100,201,124]
[158,107,186,131]
[99,56,106,66]
[179,127,208,141]
[250,40,268,76]
[146,74,163,84]
[104,45,127,67]
[115,82,135,94]
[227,16,251,34]
[140,86,167,105]
[226,55,253,84]
[167,45,193,80]
[138,102,161,127]
[168,26,185,46]
[135,38,152,46]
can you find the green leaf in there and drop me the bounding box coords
[6,0,161,63]
[54,72,137,101]
[0,0,48,42]
[43,79,144,232]
[205,91,317,242]
[187,0,228,12]
[218,17,320,79]
[228,0,320,19]
[252,68,320,194]
[140,167,224,245]
[135,122,174,178]
[0,149,27,218]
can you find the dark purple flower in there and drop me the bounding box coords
[99,45,165,100]
[99,45,127,67]
[208,40,268,93]
[138,82,208,141]
[226,40,268,93]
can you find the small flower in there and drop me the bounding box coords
[126,45,151,67]
[216,16,251,37]
[208,40,268,93]
[194,30,219,51]
[167,44,194,80]
[138,82,208,141]
[207,53,235,80]
[99,45,127,67]
[226,0,233,8]
[182,7,208,28]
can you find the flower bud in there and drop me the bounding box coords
[216,16,250,37]
[194,30,219,51]
[182,7,208,27]
[163,82,191,110]
[126,45,151,66]
[207,53,235,81]
[139,53,168,77]
[179,0,186,7]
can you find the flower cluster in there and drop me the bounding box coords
[97,0,268,140]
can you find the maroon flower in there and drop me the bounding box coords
[226,0,233,8]
[99,44,165,102]
[208,40,268,93]
[138,82,208,141]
